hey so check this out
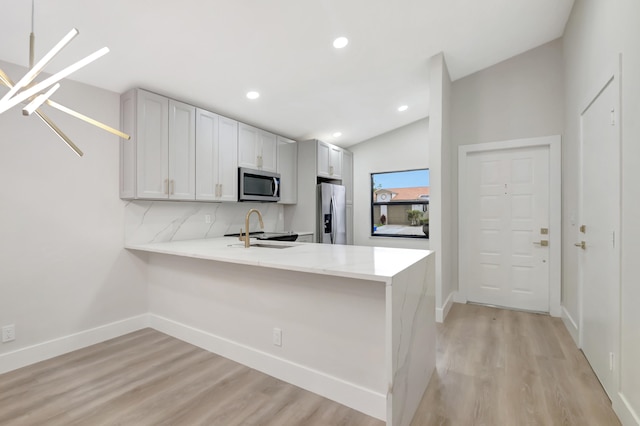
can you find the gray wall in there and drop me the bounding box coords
[450,38,565,307]
[350,118,429,249]
[563,0,640,421]
[0,60,148,360]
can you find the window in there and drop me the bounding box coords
[371,169,429,238]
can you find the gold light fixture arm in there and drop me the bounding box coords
[0,46,109,115]
[0,0,128,155]
[0,68,13,87]
[46,100,131,140]
[0,28,79,105]
[35,109,83,157]
[0,67,83,156]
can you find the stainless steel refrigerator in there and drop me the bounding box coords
[317,182,347,244]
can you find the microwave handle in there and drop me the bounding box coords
[272,177,279,197]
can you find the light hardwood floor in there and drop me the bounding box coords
[0,303,621,425]
[412,303,620,425]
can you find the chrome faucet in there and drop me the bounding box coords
[241,208,264,248]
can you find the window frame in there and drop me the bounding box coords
[370,168,429,239]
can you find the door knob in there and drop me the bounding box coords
[574,241,586,249]
[533,240,549,247]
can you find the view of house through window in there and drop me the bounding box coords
[371,169,429,238]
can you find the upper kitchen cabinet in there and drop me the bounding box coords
[277,136,297,204]
[120,89,195,200]
[195,110,238,202]
[317,140,343,179]
[238,123,278,173]
[168,99,196,200]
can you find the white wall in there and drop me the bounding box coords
[349,118,429,249]
[563,1,640,423]
[0,60,148,365]
[450,39,564,311]
[427,53,454,322]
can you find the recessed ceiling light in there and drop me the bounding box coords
[398,105,408,112]
[332,132,342,138]
[333,37,349,49]
[246,91,260,100]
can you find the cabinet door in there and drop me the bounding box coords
[329,145,343,179]
[168,100,196,200]
[317,141,331,177]
[238,123,260,169]
[260,130,278,172]
[195,108,218,201]
[277,136,297,204]
[136,90,169,199]
[217,116,239,201]
[342,150,353,204]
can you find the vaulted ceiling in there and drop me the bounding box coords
[0,0,574,147]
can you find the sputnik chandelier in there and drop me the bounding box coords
[0,0,130,156]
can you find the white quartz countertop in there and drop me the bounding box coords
[126,237,431,283]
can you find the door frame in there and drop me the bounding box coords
[458,135,562,317]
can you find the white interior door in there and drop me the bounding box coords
[579,76,620,399]
[462,145,550,312]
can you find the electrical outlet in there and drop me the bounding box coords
[205,214,212,224]
[272,327,282,347]
[2,325,15,343]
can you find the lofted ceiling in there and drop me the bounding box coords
[0,0,574,147]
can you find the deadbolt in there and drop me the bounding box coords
[580,225,586,233]
[541,228,549,235]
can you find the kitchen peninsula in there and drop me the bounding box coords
[127,238,435,426]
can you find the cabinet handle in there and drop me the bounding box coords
[164,179,169,195]
[170,180,175,195]
[219,184,222,197]
[330,165,334,176]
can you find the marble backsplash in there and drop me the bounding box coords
[125,201,285,244]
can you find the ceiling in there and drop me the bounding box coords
[0,0,574,147]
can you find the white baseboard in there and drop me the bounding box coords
[614,392,640,426]
[453,291,467,304]
[561,305,579,346]
[436,291,455,323]
[0,314,149,375]
[148,314,386,421]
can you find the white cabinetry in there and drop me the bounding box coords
[195,109,238,202]
[168,100,196,200]
[120,89,195,200]
[277,136,297,204]
[317,140,343,179]
[238,123,278,172]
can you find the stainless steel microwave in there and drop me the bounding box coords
[238,167,281,202]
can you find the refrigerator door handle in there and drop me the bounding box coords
[330,196,336,244]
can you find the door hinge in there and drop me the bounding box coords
[611,108,616,126]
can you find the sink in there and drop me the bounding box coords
[227,242,296,249]
[251,243,295,249]
[256,232,298,242]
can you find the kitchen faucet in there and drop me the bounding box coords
[240,208,264,248]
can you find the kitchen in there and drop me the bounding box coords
[1,1,640,425]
